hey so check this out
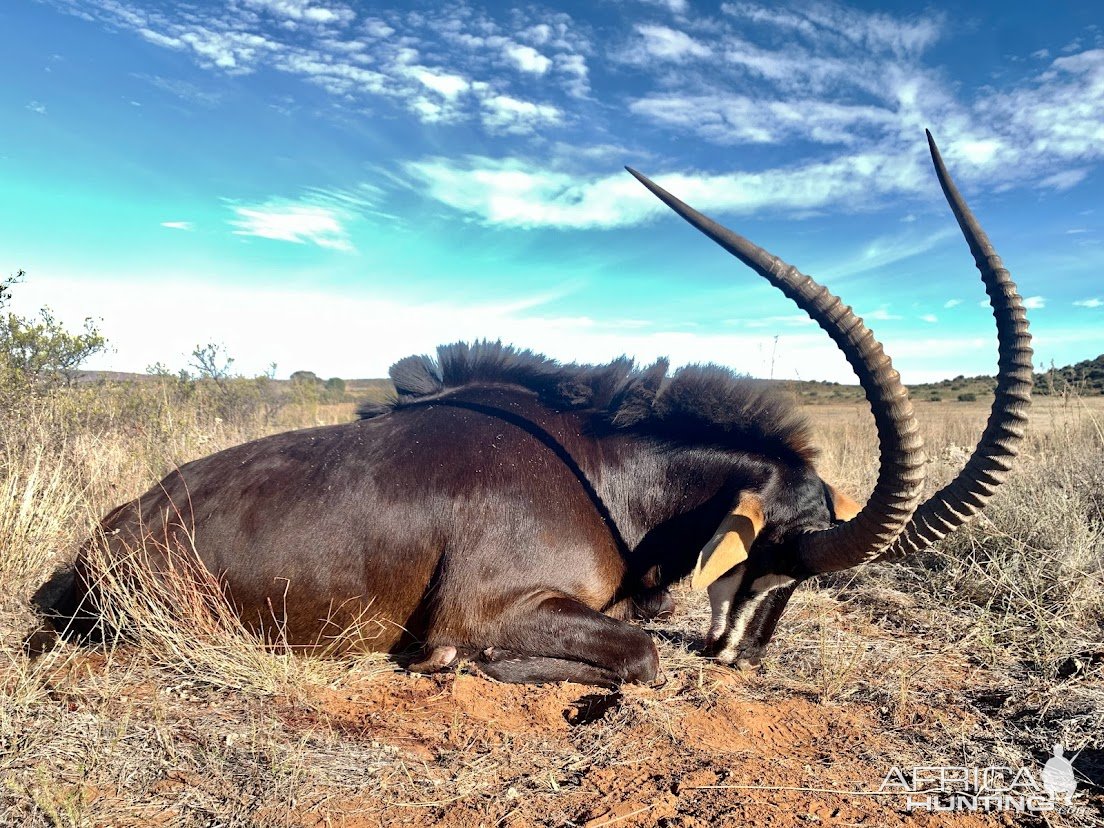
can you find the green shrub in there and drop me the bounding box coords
[0,270,107,398]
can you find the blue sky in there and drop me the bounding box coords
[3,0,1102,382]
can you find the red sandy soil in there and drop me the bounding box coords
[267,669,1010,828]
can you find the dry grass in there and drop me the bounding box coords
[1,381,1102,826]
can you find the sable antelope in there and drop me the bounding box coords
[37,133,1032,687]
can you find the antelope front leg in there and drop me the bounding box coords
[473,594,662,688]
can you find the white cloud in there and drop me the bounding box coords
[631,0,689,14]
[138,28,184,50]
[630,94,893,145]
[45,0,1104,206]
[176,28,276,72]
[632,24,711,61]
[26,101,47,115]
[1022,296,1046,309]
[227,201,353,251]
[274,50,388,97]
[556,53,590,98]
[409,67,469,99]
[503,43,551,74]
[401,149,930,229]
[862,307,903,321]
[1073,298,1102,308]
[136,74,223,106]
[721,3,942,56]
[521,24,551,46]
[1040,169,1089,190]
[738,314,814,329]
[817,227,957,281]
[160,221,193,230]
[974,49,1104,181]
[920,313,938,323]
[242,0,355,25]
[956,139,1001,165]
[944,299,962,308]
[480,95,562,134]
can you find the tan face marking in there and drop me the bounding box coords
[691,493,765,590]
[828,484,862,522]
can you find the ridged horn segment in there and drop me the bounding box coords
[877,131,1033,560]
[626,167,926,574]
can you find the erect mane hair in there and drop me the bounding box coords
[358,341,816,464]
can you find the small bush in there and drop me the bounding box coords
[0,270,107,402]
[957,392,977,402]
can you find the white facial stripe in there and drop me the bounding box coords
[714,574,797,662]
[706,567,745,641]
[717,593,767,661]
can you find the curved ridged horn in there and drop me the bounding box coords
[626,168,926,574]
[877,131,1033,559]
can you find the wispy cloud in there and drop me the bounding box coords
[50,0,581,132]
[818,227,957,281]
[42,0,1104,221]
[504,43,552,74]
[721,2,943,56]
[738,314,815,329]
[1040,169,1090,190]
[241,0,356,25]
[480,95,562,134]
[160,221,193,230]
[401,149,937,229]
[630,94,892,145]
[920,313,938,323]
[630,24,712,62]
[629,0,689,14]
[1023,296,1046,310]
[135,74,223,106]
[1073,297,1102,308]
[944,299,962,308]
[26,101,47,115]
[861,307,903,321]
[227,200,353,251]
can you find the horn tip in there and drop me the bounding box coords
[925,129,943,164]
[625,166,649,185]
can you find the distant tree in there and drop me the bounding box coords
[0,269,107,389]
[190,343,235,385]
[290,370,321,385]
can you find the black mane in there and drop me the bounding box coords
[358,341,816,463]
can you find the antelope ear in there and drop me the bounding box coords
[828,484,862,522]
[691,494,765,590]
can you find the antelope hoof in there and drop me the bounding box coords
[408,645,458,674]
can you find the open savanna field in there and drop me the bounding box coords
[2,381,1102,827]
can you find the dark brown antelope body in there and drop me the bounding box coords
[38,134,1032,688]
